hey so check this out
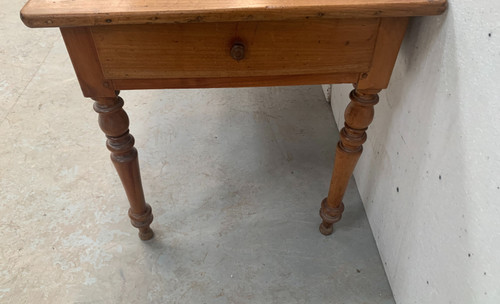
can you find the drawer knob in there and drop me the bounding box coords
[230,43,245,61]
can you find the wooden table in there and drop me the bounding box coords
[21,0,447,240]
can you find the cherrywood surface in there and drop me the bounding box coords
[111,73,359,90]
[93,94,154,240]
[357,17,409,91]
[21,0,447,28]
[320,88,379,235]
[21,0,448,239]
[60,27,116,97]
[92,19,378,79]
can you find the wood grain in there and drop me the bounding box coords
[92,19,378,79]
[356,17,409,91]
[320,89,379,235]
[21,0,447,28]
[93,95,154,240]
[111,73,359,90]
[21,0,448,240]
[60,27,116,97]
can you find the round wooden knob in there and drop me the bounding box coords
[230,43,245,61]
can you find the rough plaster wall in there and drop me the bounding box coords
[327,1,500,303]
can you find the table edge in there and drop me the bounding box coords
[21,1,447,28]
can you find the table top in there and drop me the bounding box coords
[21,0,447,28]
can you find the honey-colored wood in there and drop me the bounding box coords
[20,0,447,28]
[21,1,448,240]
[356,17,410,91]
[319,89,379,235]
[318,17,412,234]
[60,27,115,97]
[93,94,154,240]
[111,73,359,90]
[92,19,378,80]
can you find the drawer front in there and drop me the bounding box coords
[92,19,379,79]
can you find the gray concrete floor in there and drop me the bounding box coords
[1,1,394,303]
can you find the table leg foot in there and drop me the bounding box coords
[129,203,154,240]
[319,89,379,235]
[93,94,154,241]
[319,223,333,236]
[319,198,344,235]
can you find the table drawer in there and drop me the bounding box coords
[91,19,379,80]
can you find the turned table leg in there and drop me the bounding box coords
[92,93,154,240]
[319,89,379,235]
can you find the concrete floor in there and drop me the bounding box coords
[1,1,394,303]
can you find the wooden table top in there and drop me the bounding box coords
[21,0,447,28]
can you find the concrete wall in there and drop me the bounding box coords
[327,1,500,303]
